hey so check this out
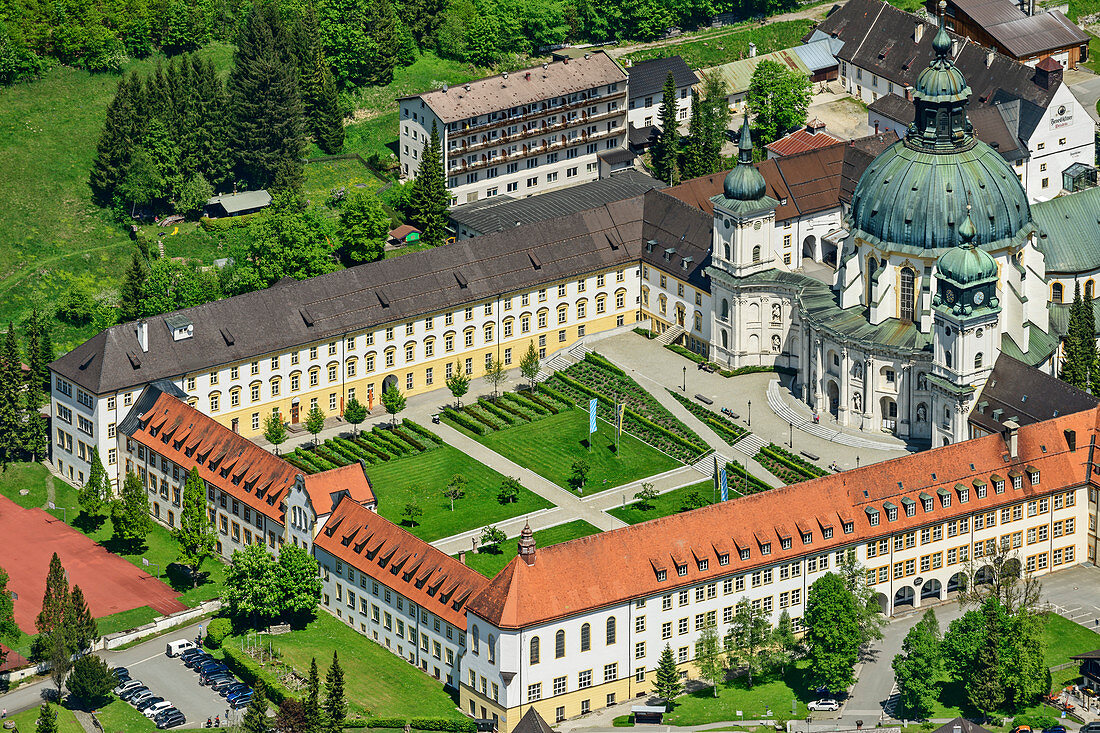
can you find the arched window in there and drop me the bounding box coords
[1088,280,1095,300]
[530,636,540,664]
[752,245,761,263]
[557,304,568,325]
[555,630,565,658]
[606,617,616,645]
[1052,282,1064,303]
[975,352,983,369]
[658,295,667,316]
[899,267,916,322]
[487,634,496,663]
[580,623,591,651]
[346,357,358,377]
[721,330,729,349]
[945,350,953,369]
[721,299,730,321]
[724,242,731,260]
[472,625,480,655]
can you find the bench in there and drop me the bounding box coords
[800,450,820,461]
[694,394,714,405]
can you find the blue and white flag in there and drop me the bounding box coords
[589,398,598,434]
[720,466,728,501]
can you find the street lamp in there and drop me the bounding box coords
[856,455,860,469]
[682,366,686,392]
[747,400,752,427]
[789,421,793,448]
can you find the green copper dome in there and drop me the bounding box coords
[849,1,1030,250]
[723,115,767,201]
[936,213,998,286]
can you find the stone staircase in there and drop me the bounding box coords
[691,451,729,476]
[654,324,685,346]
[731,432,767,456]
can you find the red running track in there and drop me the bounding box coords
[0,495,186,633]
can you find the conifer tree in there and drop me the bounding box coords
[36,314,54,394]
[0,566,17,668]
[24,307,43,405]
[0,323,22,467]
[654,644,682,705]
[173,467,217,584]
[365,0,399,86]
[67,585,99,652]
[408,121,449,247]
[184,56,231,187]
[36,553,70,641]
[651,72,680,184]
[36,703,59,733]
[111,471,152,551]
[315,60,345,154]
[79,448,109,518]
[241,680,270,733]
[118,251,149,324]
[323,651,346,733]
[700,75,729,173]
[304,657,322,733]
[89,73,142,206]
[228,0,306,193]
[680,91,707,180]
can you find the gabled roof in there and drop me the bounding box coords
[314,497,488,628]
[626,56,700,100]
[971,353,1098,434]
[467,407,1097,628]
[513,708,557,733]
[765,125,844,157]
[702,49,811,95]
[303,463,375,517]
[948,0,1087,58]
[206,190,271,214]
[869,93,1028,161]
[933,718,992,733]
[1031,185,1100,274]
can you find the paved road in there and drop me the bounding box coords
[1068,73,1100,123]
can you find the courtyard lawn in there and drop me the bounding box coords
[367,445,553,542]
[663,661,813,725]
[94,698,157,732]
[228,611,461,720]
[460,520,602,577]
[1044,612,1100,668]
[623,20,814,68]
[607,481,715,525]
[8,704,84,733]
[470,410,680,493]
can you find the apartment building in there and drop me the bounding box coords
[50,191,712,487]
[461,411,1095,731]
[312,497,487,691]
[624,56,698,133]
[116,382,376,560]
[398,52,629,206]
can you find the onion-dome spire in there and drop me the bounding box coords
[959,202,977,244]
[737,113,753,164]
[932,0,952,59]
[722,114,767,201]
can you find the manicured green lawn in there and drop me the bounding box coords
[459,520,602,577]
[1045,612,1100,668]
[94,698,157,732]
[367,445,552,542]
[227,611,461,719]
[663,661,813,725]
[469,410,680,494]
[607,480,715,525]
[8,704,85,733]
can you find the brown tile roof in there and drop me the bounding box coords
[765,127,844,157]
[314,497,488,628]
[304,463,376,517]
[971,353,1099,434]
[405,52,627,124]
[466,407,1098,628]
[869,92,1026,161]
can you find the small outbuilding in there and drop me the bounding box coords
[631,705,667,724]
[388,224,423,247]
[205,190,272,218]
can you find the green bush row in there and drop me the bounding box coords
[284,455,317,474]
[724,461,774,494]
[312,444,352,467]
[665,343,708,365]
[410,719,477,732]
[479,398,522,425]
[584,351,626,376]
[443,407,487,435]
[401,419,442,444]
[198,213,255,231]
[753,452,811,485]
[490,396,530,421]
[324,438,363,464]
[527,388,563,414]
[299,448,338,471]
[725,365,778,377]
[667,390,747,444]
[371,426,414,455]
[503,391,549,416]
[632,327,657,340]
[760,443,828,478]
[466,404,505,430]
[350,435,392,462]
[221,644,295,707]
[393,426,428,451]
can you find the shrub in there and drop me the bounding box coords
[665,343,708,365]
[324,438,362,463]
[312,444,352,467]
[478,398,521,425]
[392,426,427,451]
[464,404,504,430]
[221,644,295,706]
[402,419,441,444]
[443,408,486,435]
[535,382,571,408]
[285,455,318,474]
[502,391,548,415]
[198,213,256,231]
[584,351,626,376]
[366,719,409,729]
[410,719,477,732]
[371,426,413,455]
[526,389,562,414]
[632,327,657,339]
[204,617,232,648]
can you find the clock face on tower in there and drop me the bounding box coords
[973,290,985,305]
[944,289,956,305]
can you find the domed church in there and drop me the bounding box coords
[707,3,1055,446]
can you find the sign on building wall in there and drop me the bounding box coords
[1051,103,1074,130]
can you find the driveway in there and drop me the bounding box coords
[1068,73,1100,123]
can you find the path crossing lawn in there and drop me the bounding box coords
[229,611,462,720]
[662,661,813,725]
[366,445,553,542]
[471,410,680,493]
[459,520,603,577]
[607,481,715,525]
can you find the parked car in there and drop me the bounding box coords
[113,679,141,696]
[166,639,196,657]
[145,701,175,718]
[112,666,129,679]
[1011,726,1033,733]
[225,685,252,701]
[120,686,150,702]
[220,682,249,697]
[1080,725,1100,733]
[135,696,164,712]
[186,654,215,669]
[1044,726,1068,733]
[202,673,234,687]
[808,699,840,712]
[128,690,156,706]
[179,648,207,663]
[211,677,240,693]
[229,694,253,709]
[155,709,186,729]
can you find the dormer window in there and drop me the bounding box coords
[1028,469,1040,485]
[697,559,708,571]
[739,548,750,561]
[884,502,897,522]
[760,543,771,555]
[937,488,951,507]
[1012,473,1023,490]
[718,553,729,566]
[992,476,1005,493]
[921,493,933,512]
[823,527,834,539]
[676,564,687,577]
[656,570,667,582]
[866,507,880,526]
[958,485,969,503]
[801,531,813,543]
[902,498,916,517]
[843,521,854,533]
[781,537,792,550]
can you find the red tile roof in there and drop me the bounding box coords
[765,127,844,157]
[467,407,1098,629]
[315,497,488,628]
[127,390,299,522]
[304,463,375,517]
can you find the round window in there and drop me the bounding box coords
[754,221,762,230]
[976,328,984,339]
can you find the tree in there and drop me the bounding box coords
[726,597,773,688]
[803,573,861,693]
[66,654,115,707]
[174,467,216,584]
[48,631,70,701]
[446,368,470,408]
[22,384,47,463]
[519,341,541,389]
[306,405,326,446]
[78,449,108,520]
[241,680,271,733]
[444,473,467,511]
[408,122,449,248]
[653,644,682,705]
[680,91,708,180]
[175,173,214,216]
[892,609,942,719]
[118,251,148,323]
[1001,609,1047,709]
[967,599,1006,719]
[276,698,309,733]
[36,553,70,641]
[480,525,507,552]
[772,610,800,669]
[958,540,1041,616]
[36,702,59,733]
[680,490,709,511]
[695,623,725,696]
[0,566,19,667]
[296,6,343,154]
[323,652,346,733]
[277,543,322,617]
[234,196,339,291]
[111,471,152,550]
[224,543,282,625]
[747,59,812,145]
[0,323,22,466]
[380,383,406,427]
[497,477,521,504]
[633,482,658,510]
[484,356,506,399]
[402,503,423,526]
[304,657,322,733]
[343,398,367,436]
[340,192,389,263]
[89,73,142,206]
[228,0,305,192]
[699,75,730,173]
[838,549,885,646]
[67,585,98,652]
[569,460,589,491]
[264,412,288,454]
[651,72,680,184]
[1061,281,1087,387]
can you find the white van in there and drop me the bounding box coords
[165,639,196,657]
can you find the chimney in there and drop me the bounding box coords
[543,62,548,70]
[986,49,995,67]
[1004,419,1020,459]
[951,38,958,56]
[1035,57,1063,90]
[135,321,148,353]
[905,85,913,101]
[915,21,925,42]
[874,120,880,133]
[464,83,471,91]
[748,42,757,57]
[953,726,962,733]
[459,551,466,565]
[518,522,536,565]
[1065,428,1077,452]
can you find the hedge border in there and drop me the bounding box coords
[221,644,295,707]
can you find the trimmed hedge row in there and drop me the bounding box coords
[723,460,774,495]
[503,391,549,416]
[465,404,505,430]
[526,388,563,414]
[371,426,413,456]
[312,443,352,467]
[443,407,487,435]
[353,720,475,732]
[489,396,529,421]
[350,436,392,462]
[665,343,708,365]
[221,644,295,707]
[392,426,427,451]
[667,390,747,444]
[759,443,828,479]
[478,398,523,424]
[402,419,442,444]
[299,447,338,471]
[584,351,625,376]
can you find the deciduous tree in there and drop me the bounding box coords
[444,473,467,511]
[264,412,288,454]
[235,196,339,291]
[484,356,506,399]
[497,477,521,504]
[380,383,406,427]
[277,543,322,617]
[339,191,389,263]
[892,609,942,719]
[633,482,657,510]
[225,543,282,626]
[747,59,811,145]
[343,398,367,436]
[446,368,470,408]
[695,623,725,695]
[276,698,309,733]
[111,470,152,550]
[803,572,860,693]
[306,405,326,445]
[726,596,772,688]
[569,460,589,491]
[402,503,423,526]
[519,341,540,390]
[479,525,507,551]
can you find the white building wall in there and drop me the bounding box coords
[627,86,692,132]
